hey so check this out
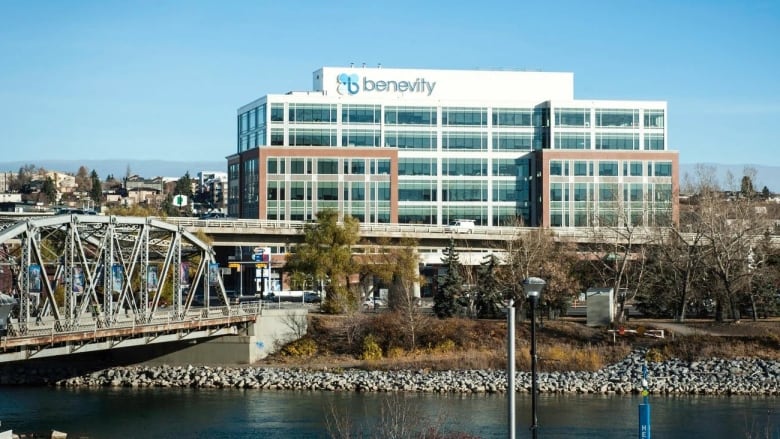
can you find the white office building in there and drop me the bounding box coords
[228,66,678,227]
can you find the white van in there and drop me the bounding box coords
[445,219,476,233]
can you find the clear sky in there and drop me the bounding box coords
[1,0,778,166]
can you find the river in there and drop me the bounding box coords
[0,387,777,438]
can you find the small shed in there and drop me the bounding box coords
[586,287,614,327]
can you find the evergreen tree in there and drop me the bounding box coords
[41,177,57,204]
[89,170,102,204]
[741,175,755,199]
[284,209,360,314]
[761,186,771,199]
[433,239,463,318]
[75,166,90,192]
[174,171,194,198]
[475,253,503,318]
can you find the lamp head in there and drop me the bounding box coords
[522,277,546,299]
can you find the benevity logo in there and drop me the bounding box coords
[337,73,360,95]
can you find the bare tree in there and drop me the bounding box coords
[584,191,651,323]
[499,227,580,319]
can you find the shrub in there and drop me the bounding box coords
[281,337,317,357]
[387,346,406,359]
[361,334,383,361]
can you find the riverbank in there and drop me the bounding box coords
[2,350,778,395]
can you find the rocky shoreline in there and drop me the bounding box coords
[2,351,778,395]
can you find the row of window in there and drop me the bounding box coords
[550,183,673,203]
[549,209,672,227]
[553,108,665,129]
[263,178,531,204]
[266,157,391,175]
[246,129,658,151]
[553,133,665,150]
[263,157,532,178]
[549,160,673,177]
[243,104,663,129]
[261,129,546,150]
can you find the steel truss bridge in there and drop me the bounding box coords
[0,215,260,363]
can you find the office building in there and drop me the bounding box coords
[228,66,678,227]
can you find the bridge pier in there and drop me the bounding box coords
[138,308,307,366]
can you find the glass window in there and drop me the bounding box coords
[317,182,338,200]
[626,161,641,176]
[289,129,336,146]
[398,158,437,176]
[290,159,305,174]
[317,159,339,174]
[573,161,588,176]
[599,161,619,176]
[270,128,284,146]
[555,133,591,149]
[550,161,563,176]
[267,158,277,174]
[384,131,436,150]
[442,107,487,126]
[645,134,664,150]
[399,180,437,201]
[550,183,563,201]
[270,103,284,122]
[493,132,545,151]
[554,108,589,127]
[595,133,639,150]
[384,107,437,125]
[288,104,336,123]
[493,158,528,177]
[595,109,639,127]
[370,159,390,175]
[654,162,672,177]
[644,110,665,128]
[342,129,380,147]
[492,108,540,127]
[574,183,589,201]
[444,158,487,176]
[629,183,644,201]
[442,132,487,151]
[493,180,521,202]
[399,206,436,225]
[443,180,487,202]
[599,183,617,202]
[350,182,365,200]
[350,160,365,174]
[248,108,256,130]
[239,112,249,133]
[342,104,380,124]
[654,183,672,202]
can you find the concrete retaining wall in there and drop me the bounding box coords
[141,308,307,366]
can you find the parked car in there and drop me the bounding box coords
[199,212,229,220]
[363,297,386,310]
[445,219,475,233]
[304,292,322,303]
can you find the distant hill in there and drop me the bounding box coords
[0,159,226,179]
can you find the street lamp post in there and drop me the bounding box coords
[507,295,516,439]
[523,277,546,439]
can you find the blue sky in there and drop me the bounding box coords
[1,0,778,166]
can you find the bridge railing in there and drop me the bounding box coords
[3,302,264,341]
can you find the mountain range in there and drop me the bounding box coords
[0,159,778,193]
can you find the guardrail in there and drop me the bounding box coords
[3,302,262,342]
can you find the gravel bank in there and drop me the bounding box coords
[2,351,778,395]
